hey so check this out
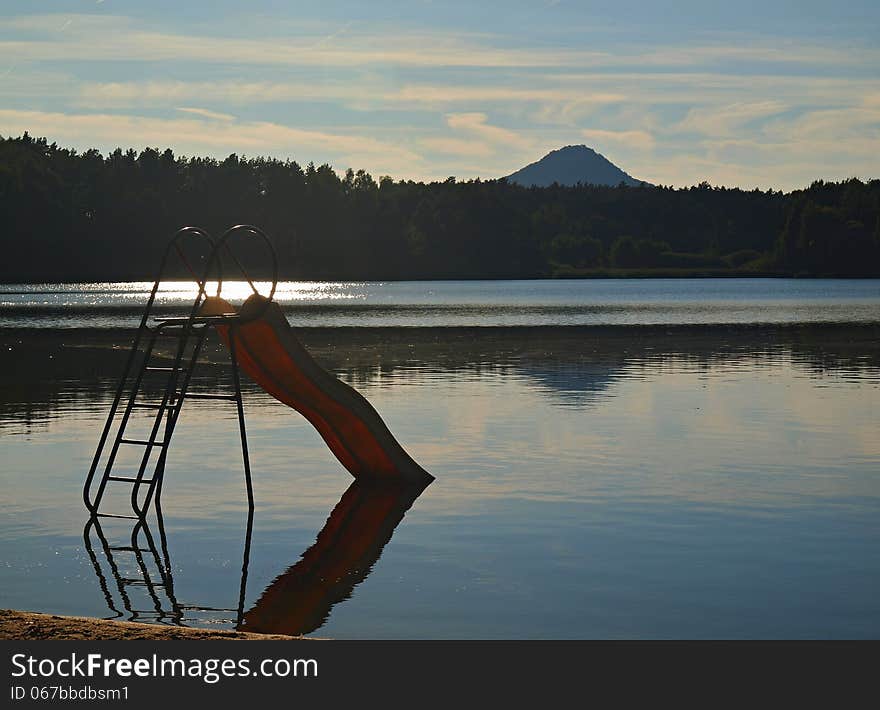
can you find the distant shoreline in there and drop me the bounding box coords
[3,272,880,286]
[3,136,879,283]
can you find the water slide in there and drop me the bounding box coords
[199,294,434,485]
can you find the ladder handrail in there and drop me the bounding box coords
[84,226,215,511]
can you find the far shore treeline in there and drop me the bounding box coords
[1,133,879,282]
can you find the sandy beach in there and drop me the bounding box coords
[0,610,300,641]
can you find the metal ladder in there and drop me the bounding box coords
[84,315,251,520]
[83,226,254,520]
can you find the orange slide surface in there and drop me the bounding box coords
[200,294,434,485]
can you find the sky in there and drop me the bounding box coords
[0,1,878,190]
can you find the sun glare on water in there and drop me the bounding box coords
[153,281,368,305]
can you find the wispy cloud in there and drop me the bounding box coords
[176,107,235,122]
[76,79,390,109]
[0,14,592,69]
[0,108,424,177]
[396,85,624,105]
[76,79,630,114]
[446,112,534,152]
[764,104,880,144]
[675,101,789,136]
[547,71,880,105]
[581,128,655,152]
[3,14,878,71]
[640,42,877,68]
[531,97,624,126]
[419,137,494,158]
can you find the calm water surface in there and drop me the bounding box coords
[2,278,879,328]
[1,279,878,637]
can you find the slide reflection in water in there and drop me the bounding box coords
[240,479,429,636]
[82,478,429,635]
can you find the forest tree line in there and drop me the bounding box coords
[1,133,879,281]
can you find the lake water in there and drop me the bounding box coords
[1,279,879,638]
[2,278,879,328]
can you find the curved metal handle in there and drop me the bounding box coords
[201,224,278,319]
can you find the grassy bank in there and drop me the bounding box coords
[550,265,781,278]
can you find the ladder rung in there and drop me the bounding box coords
[108,546,153,552]
[159,314,237,325]
[119,438,166,447]
[144,366,187,373]
[107,476,155,484]
[122,580,167,587]
[183,392,237,401]
[131,402,165,410]
[128,609,167,613]
[96,513,140,520]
